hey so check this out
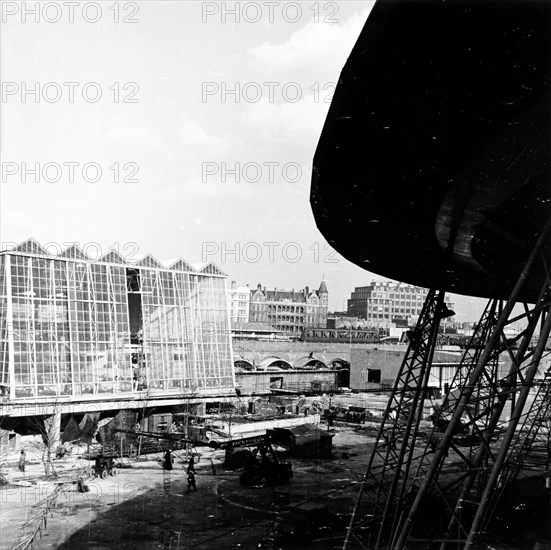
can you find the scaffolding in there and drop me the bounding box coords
[344,218,551,549]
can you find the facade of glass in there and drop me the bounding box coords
[0,239,235,402]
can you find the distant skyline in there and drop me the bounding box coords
[1,1,486,323]
[224,273,487,323]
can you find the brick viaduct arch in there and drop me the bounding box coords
[231,340,360,369]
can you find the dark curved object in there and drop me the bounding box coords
[311,0,551,301]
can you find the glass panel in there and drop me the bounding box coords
[58,245,90,261]
[2,250,233,400]
[200,263,225,276]
[0,256,9,391]
[138,255,164,269]
[170,259,196,272]
[13,239,48,256]
[99,250,126,264]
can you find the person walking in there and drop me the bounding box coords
[187,470,197,492]
[187,456,195,473]
[164,449,173,471]
[18,449,26,475]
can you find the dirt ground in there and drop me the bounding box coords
[0,425,375,550]
[3,424,550,550]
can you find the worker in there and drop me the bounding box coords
[164,449,173,471]
[77,476,90,493]
[187,470,197,492]
[18,449,26,475]
[260,447,270,467]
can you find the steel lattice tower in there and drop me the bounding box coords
[344,219,551,550]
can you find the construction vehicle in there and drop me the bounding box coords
[113,427,293,485]
[112,427,293,486]
[239,434,293,487]
[92,456,117,478]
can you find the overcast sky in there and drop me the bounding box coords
[0,0,486,321]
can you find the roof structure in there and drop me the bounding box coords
[252,284,325,303]
[1,239,225,276]
[13,238,49,256]
[98,250,126,264]
[311,0,551,301]
[169,258,196,272]
[59,245,91,261]
[137,254,165,269]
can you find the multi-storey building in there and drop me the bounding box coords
[249,282,328,334]
[347,281,454,327]
[227,281,250,324]
[0,239,235,402]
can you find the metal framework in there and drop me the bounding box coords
[344,218,551,550]
[343,288,448,548]
[0,239,235,401]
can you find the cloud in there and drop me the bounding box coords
[249,7,373,80]
[241,98,328,149]
[105,123,157,148]
[181,174,261,200]
[179,120,219,146]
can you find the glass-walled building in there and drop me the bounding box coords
[0,239,235,401]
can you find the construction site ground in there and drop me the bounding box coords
[0,422,375,550]
[1,422,550,550]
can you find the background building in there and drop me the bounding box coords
[349,347,465,391]
[347,281,455,328]
[0,239,235,402]
[249,282,328,335]
[227,281,250,324]
[327,313,375,329]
